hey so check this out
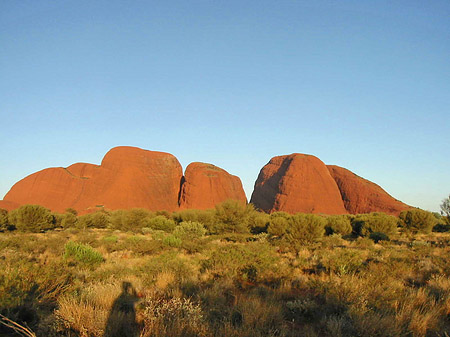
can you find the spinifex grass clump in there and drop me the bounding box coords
[63,241,104,267]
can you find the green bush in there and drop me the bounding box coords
[201,243,280,283]
[8,204,55,232]
[61,212,78,228]
[399,209,437,234]
[351,213,398,237]
[0,208,9,231]
[325,215,352,236]
[267,213,290,237]
[63,241,104,266]
[110,208,153,231]
[213,200,252,234]
[247,211,270,234]
[173,221,207,239]
[148,215,176,232]
[163,235,182,247]
[288,214,326,243]
[77,211,110,229]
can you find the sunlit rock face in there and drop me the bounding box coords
[250,154,348,215]
[327,165,410,215]
[179,162,247,210]
[3,146,183,214]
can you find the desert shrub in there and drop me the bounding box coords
[351,213,398,237]
[325,215,352,236]
[399,208,437,234]
[61,211,78,228]
[77,211,110,229]
[321,233,345,247]
[162,234,182,247]
[8,204,55,232]
[247,211,270,234]
[140,296,207,336]
[202,243,281,283]
[287,213,326,243]
[141,251,194,284]
[267,213,290,237]
[110,208,153,231]
[147,215,176,232]
[433,223,450,232]
[0,208,9,231]
[103,235,118,243]
[173,221,206,239]
[213,199,252,234]
[63,241,104,267]
[369,232,390,243]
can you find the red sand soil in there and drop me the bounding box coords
[179,162,247,210]
[250,154,348,214]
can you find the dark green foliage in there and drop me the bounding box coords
[433,223,450,233]
[148,215,176,232]
[369,232,390,243]
[351,213,398,237]
[0,208,9,231]
[213,200,253,234]
[399,209,437,234]
[63,241,104,266]
[77,211,110,229]
[8,204,55,232]
[325,215,352,236]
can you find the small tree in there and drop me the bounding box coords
[8,204,55,232]
[213,200,252,234]
[441,195,450,225]
[351,213,398,237]
[399,208,437,234]
[325,215,352,236]
[77,211,110,229]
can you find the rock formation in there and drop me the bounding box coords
[327,165,410,215]
[0,200,20,211]
[250,154,348,214]
[1,148,411,216]
[179,162,247,209]
[3,146,183,214]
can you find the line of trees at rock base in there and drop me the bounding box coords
[1,195,449,243]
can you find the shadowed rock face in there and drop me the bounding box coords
[3,146,183,214]
[250,154,348,214]
[179,162,247,210]
[327,165,410,215]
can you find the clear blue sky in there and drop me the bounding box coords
[1,1,449,212]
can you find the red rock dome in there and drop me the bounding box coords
[250,154,348,214]
[327,165,410,215]
[179,162,247,209]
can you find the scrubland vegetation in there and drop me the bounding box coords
[1,199,450,336]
